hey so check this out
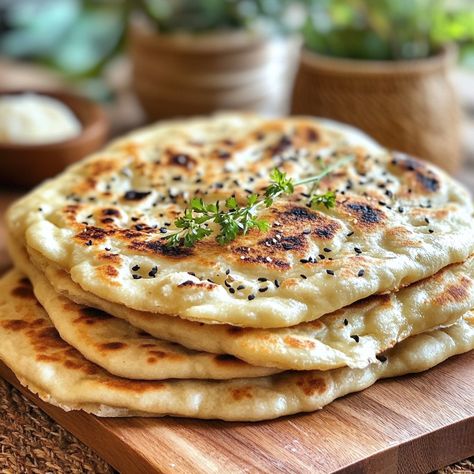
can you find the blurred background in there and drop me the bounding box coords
[0,0,473,185]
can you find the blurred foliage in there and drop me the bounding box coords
[0,0,128,78]
[303,0,474,61]
[138,0,303,34]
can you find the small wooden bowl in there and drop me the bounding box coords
[0,90,109,188]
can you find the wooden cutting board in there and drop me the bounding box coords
[0,352,473,474]
[0,191,473,473]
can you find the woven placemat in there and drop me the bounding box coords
[0,377,472,473]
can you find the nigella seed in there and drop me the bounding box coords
[132,274,142,280]
[343,319,348,326]
[259,287,268,292]
[357,269,365,277]
[248,294,255,301]
[376,354,387,363]
[326,270,335,275]
[354,247,362,254]
[350,335,360,343]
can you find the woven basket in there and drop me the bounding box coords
[129,18,301,120]
[291,46,461,174]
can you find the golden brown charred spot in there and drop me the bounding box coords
[274,204,341,241]
[75,226,110,244]
[64,359,100,376]
[284,336,317,349]
[103,379,163,393]
[97,252,121,263]
[129,239,193,258]
[392,154,440,193]
[433,278,470,306]
[19,277,31,286]
[231,386,253,401]
[36,354,60,362]
[214,354,241,365]
[102,208,121,217]
[1,319,30,331]
[227,326,244,335]
[75,307,113,325]
[258,234,307,252]
[99,342,127,351]
[343,200,385,229]
[269,135,293,156]
[232,246,291,270]
[296,375,327,396]
[178,280,216,290]
[102,265,119,278]
[123,190,151,201]
[11,285,35,299]
[140,343,156,348]
[86,158,119,178]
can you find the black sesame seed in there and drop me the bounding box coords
[188,272,196,276]
[354,247,362,254]
[132,274,142,280]
[343,319,348,326]
[274,279,280,288]
[132,265,140,271]
[258,277,267,282]
[323,247,331,253]
[350,335,360,343]
[105,247,111,251]
[225,269,230,275]
[326,270,334,275]
[357,269,365,277]
[237,285,245,291]
[148,266,158,278]
[347,231,354,237]
[259,287,269,292]
[248,294,255,301]
[376,354,387,363]
[300,274,307,280]
[224,280,231,288]
[300,258,308,264]
[85,240,92,246]
[424,218,430,224]
[398,207,404,213]
[159,227,168,234]
[319,254,325,260]
[428,229,434,233]
[229,288,235,294]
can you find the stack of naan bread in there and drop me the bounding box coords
[1,114,473,421]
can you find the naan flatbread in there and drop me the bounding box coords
[0,270,472,421]
[7,114,474,327]
[7,249,278,380]
[18,239,474,371]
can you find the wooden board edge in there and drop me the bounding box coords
[0,362,162,474]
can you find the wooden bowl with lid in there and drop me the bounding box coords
[0,90,109,188]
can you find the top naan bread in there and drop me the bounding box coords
[7,114,474,328]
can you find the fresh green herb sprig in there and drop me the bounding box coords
[165,155,353,247]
